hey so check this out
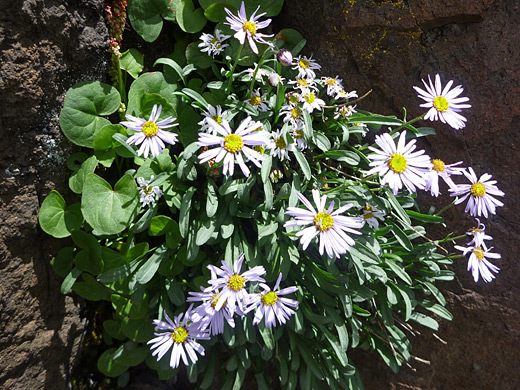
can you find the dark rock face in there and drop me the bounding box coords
[275,0,520,388]
[0,1,108,389]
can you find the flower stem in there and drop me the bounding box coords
[389,113,425,135]
[434,201,456,216]
[248,47,274,96]
[226,44,244,93]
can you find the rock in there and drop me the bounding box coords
[0,1,108,389]
[275,0,520,388]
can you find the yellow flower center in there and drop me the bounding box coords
[293,129,303,139]
[224,134,244,154]
[363,206,373,219]
[212,115,222,125]
[470,227,483,235]
[299,59,310,69]
[313,212,334,232]
[249,95,262,106]
[254,145,265,154]
[470,183,486,197]
[210,37,222,49]
[433,96,449,112]
[261,291,278,306]
[432,159,445,172]
[274,136,287,149]
[142,185,153,195]
[288,94,300,104]
[228,274,246,292]
[297,78,309,87]
[210,293,225,311]
[290,107,302,119]
[171,327,188,344]
[243,21,257,35]
[472,247,485,262]
[142,121,159,137]
[325,78,336,86]
[388,153,408,174]
[304,92,315,104]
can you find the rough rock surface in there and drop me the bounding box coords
[0,1,108,389]
[275,0,519,388]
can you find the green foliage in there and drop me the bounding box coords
[39,1,466,389]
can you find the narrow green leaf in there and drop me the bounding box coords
[293,148,311,180]
[154,57,187,84]
[179,187,196,238]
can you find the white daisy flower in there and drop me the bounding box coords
[187,289,236,336]
[197,116,269,177]
[290,123,307,151]
[454,244,500,283]
[424,159,465,197]
[321,76,343,96]
[268,72,284,87]
[287,77,318,92]
[266,129,296,161]
[449,167,505,218]
[466,218,493,249]
[244,62,267,81]
[366,131,433,195]
[280,104,304,126]
[244,273,299,328]
[137,176,162,207]
[413,74,471,130]
[206,254,266,315]
[224,2,273,54]
[301,90,325,113]
[285,91,302,106]
[334,105,357,120]
[198,29,230,57]
[147,307,210,369]
[284,189,364,258]
[293,55,321,79]
[246,88,269,112]
[198,105,228,135]
[335,89,358,100]
[361,204,385,229]
[121,104,178,159]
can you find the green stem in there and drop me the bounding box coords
[226,44,244,94]
[436,234,468,244]
[116,57,126,104]
[248,48,274,96]
[434,201,456,216]
[389,113,425,135]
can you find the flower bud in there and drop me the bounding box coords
[276,49,293,66]
[268,73,283,87]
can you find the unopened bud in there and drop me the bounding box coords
[270,169,283,183]
[277,49,293,66]
[268,73,283,87]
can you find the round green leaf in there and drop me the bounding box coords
[128,0,166,42]
[59,81,121,148]
[176,0,207,33]
[97,348,129,377]
[120,48,144,79]
[204,3,236,22]
[186,42,213,69]
[39,191,83,238]
[127,72,180,117]
[81,173,139,235]
[69,155,98,194]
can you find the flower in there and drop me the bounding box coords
[246,88,269,112]
[121,104,178,158]
[269,168,284,183]
[335,89,358,100]
[466,218,493,249]
[290,123,307,150]
[424,159,465,196]
[413,74,471,130]
[268,72,284,87]
[244,273,299,328]
[197,116,268,177]
[206,254,266,315]
[276,49,293,66]
[137,176,162,207]
[198,105,228,135]
[147,307,210,369]
[321,76,343,96]
[293,55,321,79]
[225,2,273,54]
[187,289,236,336]
[300,90,325,113]
[245,62,267,81]
[284,189,364,258]
[280,104,304,126]
[266,129,296,161]
[198,29,230,57]
[288,77,318,92]
[361,205,385,229]
[454,244,500,283]
[334,105,357,120]
[449,167,505,218]
[366,131,433,195]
